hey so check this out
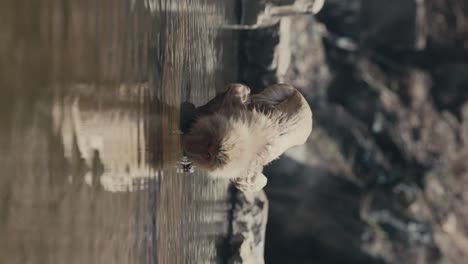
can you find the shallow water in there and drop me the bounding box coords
[0,0,238,263]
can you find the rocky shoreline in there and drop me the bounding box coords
[227,0,468,263]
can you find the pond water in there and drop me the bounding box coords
[0,0,239,263]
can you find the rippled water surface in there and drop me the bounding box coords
[0,0,238,263]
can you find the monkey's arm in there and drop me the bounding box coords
[231,170,267,193]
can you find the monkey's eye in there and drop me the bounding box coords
[206,152,212,160]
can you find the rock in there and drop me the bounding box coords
[238,23,281,92]
[227,191,269,264]
[237,0,468,263]
[234,0,324,29]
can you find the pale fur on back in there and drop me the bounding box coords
[209,90,312,180]
[258,92,312,165]
[208,111,276,179]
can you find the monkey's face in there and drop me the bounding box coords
[181,113,254,179]
[182,132,218,167]
[181,83,254,178]
[181,114,229,171]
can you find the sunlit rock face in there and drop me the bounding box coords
[237,1,468,263]
[225,0,324,29]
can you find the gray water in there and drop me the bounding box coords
[0,0,238,263]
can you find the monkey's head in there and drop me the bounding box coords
[181,112,254,179]
[181,83,254,179]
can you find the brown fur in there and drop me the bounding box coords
[182,83,251,171]
[249,84,303,122]
[182,83,312,192]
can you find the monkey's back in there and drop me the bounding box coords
[250,85,313,165]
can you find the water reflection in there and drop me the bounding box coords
[0,0,238,263]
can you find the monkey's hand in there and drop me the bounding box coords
[231,171,267,193]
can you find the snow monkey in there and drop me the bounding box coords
[181,83,312,192]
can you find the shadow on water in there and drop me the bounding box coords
[0,0,238,263]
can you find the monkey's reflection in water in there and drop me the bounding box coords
[54,84,157,192]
